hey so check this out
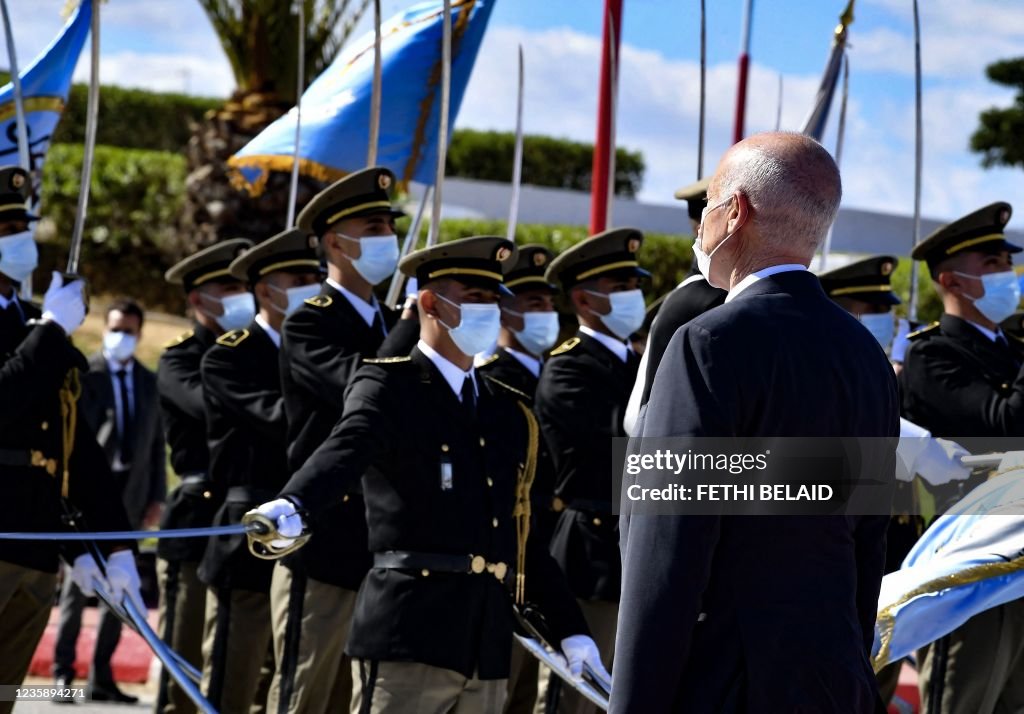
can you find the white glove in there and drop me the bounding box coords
[106,550,146,613]
[253,498,304,548]
[560,634,610,683]
[891,318,912,363]
[41,271,86,335]
[71,553,104,597]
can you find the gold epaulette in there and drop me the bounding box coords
[550,337,580,356]
[216,329,250,347]
[163,329,194,349]
[483,375,530,401]
[305,295,333,308]
[477,353,499,367]
[363,355,412,365]
[907,321,940,341]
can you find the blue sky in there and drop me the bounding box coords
[11,0,1024,232]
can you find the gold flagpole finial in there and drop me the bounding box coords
[835,0,856,38]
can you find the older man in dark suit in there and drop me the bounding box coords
[53,298,166,703]
[611,132,899,713]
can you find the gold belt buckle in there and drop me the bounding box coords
[30,451,57,476]
[470,555,508,581]
[470,555,486,574]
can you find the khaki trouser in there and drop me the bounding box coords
[918,599,1024,714]
[0,560,57,714]
[266,563,356,714]
[504,638,540,714]
[156,559,207,714]
[535,599,616,714]
[200,587,274,714]
[351,660,506,714]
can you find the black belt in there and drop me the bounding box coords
[225,485,274,504]
[177,474,213,498]
[567,498,613,515]
[0,447,57,475]
[373,551,512,584]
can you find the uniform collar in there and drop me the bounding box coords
[105,353,135,374]
[965,319,1003,344]
[255,314,281,348]
[0,290,17,310]
[504,347,542,377]
[725,263,807,303]
[327,277,378,328]
[580,325,629,362]
[417,339,478,400]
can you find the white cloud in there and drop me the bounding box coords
[71,50,234,97]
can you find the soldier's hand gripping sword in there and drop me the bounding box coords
[242,498,311,559]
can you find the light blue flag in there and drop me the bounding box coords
[872,465,1024,670]
[229,0,496,196]
[0,0,91,176]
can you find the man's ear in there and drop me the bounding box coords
[936,270,959,293]
[418,288,438,318]
[187,290,202,309]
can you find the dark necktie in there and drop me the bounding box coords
[116,369,135,465]
[1,300,22,325]
[371,310,385,337]
[461,374,476,418]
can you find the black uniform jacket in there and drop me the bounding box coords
[0,305,132,572]
[534,331,639,602]
[198,321,287,592]
[611,270,899,714]
[279,281,415,590]
[156,324,219,562]
[280,347,588,679]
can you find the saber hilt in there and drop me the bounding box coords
[241,511,311,560]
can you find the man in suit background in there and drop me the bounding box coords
[52,298,165,703]
[612,132,899,713]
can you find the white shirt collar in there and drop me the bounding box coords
[580,325,629,362]
[105,353,135,374]
[255,314,281,348]
[724,264,807,303]
[966,320,1003,343]
[0,290,16,310]
[504,347,542,377]
[418,339,478,400]
[327,277,378,328]
[678,273,706,289]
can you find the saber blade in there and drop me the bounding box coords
[0,523,258,541]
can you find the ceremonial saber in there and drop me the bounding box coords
[67,0,100,275]
[0,522,266,541]
[286,0,306,228]
[514,635,609,710]
[367,0,383,166]
[384,187,431,307]
[426,0,452,249]
[697,0,706,180]
[907,0,924,322]
[506,45,524,243]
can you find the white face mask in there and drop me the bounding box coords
[954,270,1021,324]
[585,288,645,340]
[859,313,895,352]
[339,233,400,285]
[103,331,138,362]
[435,292,502,357]
[199,291,256,332]
[503,308,560,357]
[694,196,739,288]
[268,283,321,317]
[0,230,38,283]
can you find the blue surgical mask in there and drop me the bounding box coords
[0,230,38,283]
[859,313,895,352]
[955,270,1021,324]
[103,331,138,363]
[504,308,559,357]
[586,288,645,340]
[201,292,256,332]
[340,233,400,285]
[435,292,501,357]
[268,283,320,317]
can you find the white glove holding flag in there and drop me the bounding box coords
[560,634,610,684]
[106,550,146,613]
[42,271,86,335]
[71,553,103,596]
[253,498,304,548]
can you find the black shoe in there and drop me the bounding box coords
[52,676,77,705]
[87,683,139,704]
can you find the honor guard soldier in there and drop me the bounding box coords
[253,236,605,713]
[534,228,648,714]
[900,203,1024,714]
[197,230,321,712]
[624,178,726,435]
[268,167,415,714]
[0,165,140,710]
[476,245,560,714]
[156,238,252,714]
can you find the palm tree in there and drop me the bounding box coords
[177,0,368,255]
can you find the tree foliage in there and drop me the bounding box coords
[446,129,646,197]
[971,57,1024,168]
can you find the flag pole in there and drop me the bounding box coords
[817,53,849,272]
[506,45,525,243]
[908,0,923,323]
[427,0,451,248]
[0,0,29,172]
[286,0,305,228]
[385,187,431,308]
[774,73,783,131]
[67,0,100,276]
[367,0,382,166]
[732,0,754,145]
[697,0,706,180]
[589,0,623,234]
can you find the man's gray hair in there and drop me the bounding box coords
[715,132,842,252]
